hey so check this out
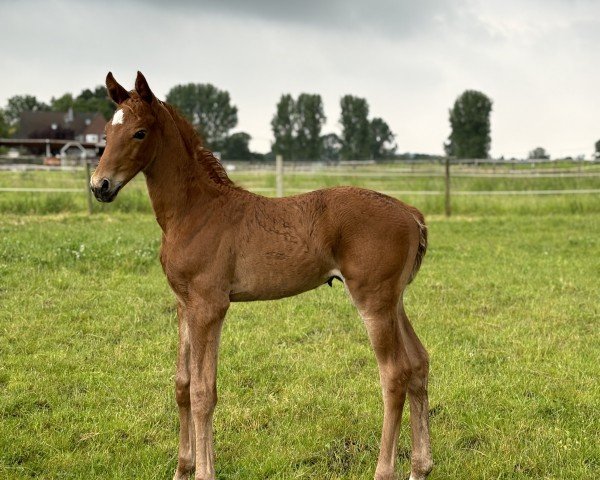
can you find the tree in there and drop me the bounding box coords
[0,109,10,137]
[321,133,342,162]
[74,86,116,120]
[50,93,74,112]
[50,88,116,120]
[339,95,371,160]
[4,95,49,125]
[594,139,600,159]
[166,83,238,151]
[294,94,326,160]
[272,93,326,161]
[271,94,297,160]
[272,93,393,161]
[369,117,396,159]
[222,132,252,160]
[528,147,550,160]
[445,90,492,159]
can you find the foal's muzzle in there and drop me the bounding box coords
[90,178,122,202]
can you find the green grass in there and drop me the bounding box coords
[1,210,598,479]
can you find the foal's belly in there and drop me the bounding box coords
[229,256,335,302]
[229,281,325,302]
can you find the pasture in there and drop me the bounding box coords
[0,165,599,479]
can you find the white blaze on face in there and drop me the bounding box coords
[111,109,125,125]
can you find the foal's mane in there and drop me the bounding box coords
[161,102,235,187]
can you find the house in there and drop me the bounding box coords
[16,108,105,145]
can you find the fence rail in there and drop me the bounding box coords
[246,188,600,196]
[1,158,598,216]
[0,187,84,193]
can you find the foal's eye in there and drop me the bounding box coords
[133,130,146,140]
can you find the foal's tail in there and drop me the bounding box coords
[408,210,428,284]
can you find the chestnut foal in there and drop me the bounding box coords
[91,72,432,480]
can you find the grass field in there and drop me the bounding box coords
[0,166,599,479]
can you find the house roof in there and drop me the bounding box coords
[16,110,106,139]
[82,115,106,137]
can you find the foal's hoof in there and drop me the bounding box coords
[409,458,433,479]
[374,471,399,480]
[408,471,431,480]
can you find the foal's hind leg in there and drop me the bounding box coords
[398,303,433,480]
[174,303,196,480]
[346,280,411,480]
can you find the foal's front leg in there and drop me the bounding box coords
[187,294,229,480]
[174,303,196,480]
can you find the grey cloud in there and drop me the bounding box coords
[135,0,468,39]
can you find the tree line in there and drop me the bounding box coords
[270,93,396,161]
[1,85,599,160]
[0,84,397,161]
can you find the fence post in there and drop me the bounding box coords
[85,159,93,214]
[275,154,284,197]
[445,156,451,217]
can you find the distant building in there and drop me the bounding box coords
[16,108,105,145]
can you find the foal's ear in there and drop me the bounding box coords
[106,72,130,105]
[135,71,155,104]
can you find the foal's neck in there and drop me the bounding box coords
[143,121,223,234]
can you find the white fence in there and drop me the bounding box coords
[0,158,599,216]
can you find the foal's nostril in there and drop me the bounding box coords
[91,177,119,203]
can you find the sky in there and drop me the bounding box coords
[0,0,598,157]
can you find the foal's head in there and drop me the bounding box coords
[91,71,162,202]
